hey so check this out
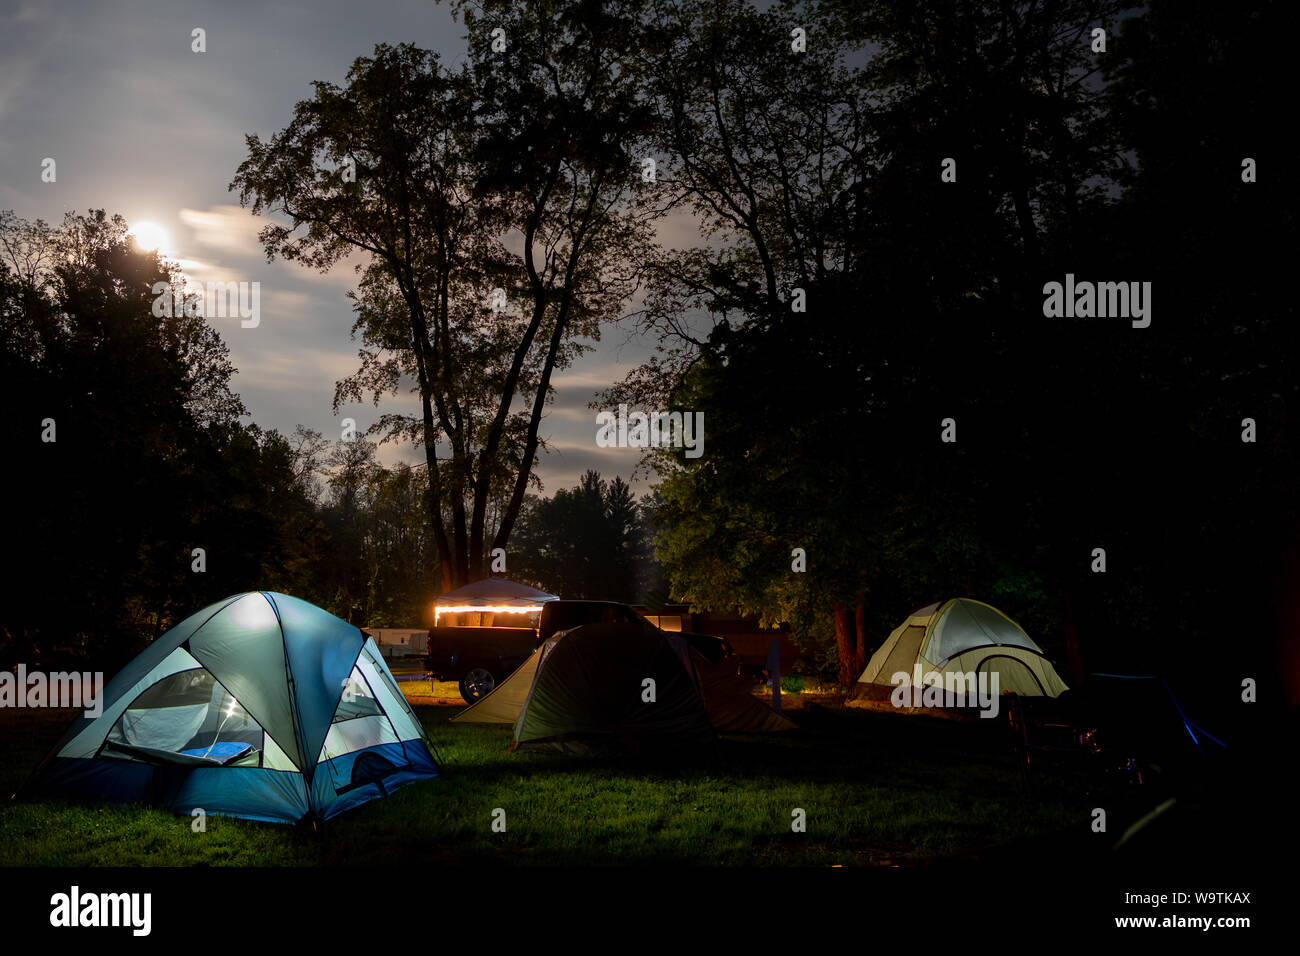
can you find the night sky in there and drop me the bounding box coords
[0,0,680,491]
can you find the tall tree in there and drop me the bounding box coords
[233,15,656,591]
[233,46,509,592]
[452,0,661,572]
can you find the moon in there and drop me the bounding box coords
[129,221,170,254]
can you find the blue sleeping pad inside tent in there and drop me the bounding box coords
[179,742,254,764]
[103,739,255,767]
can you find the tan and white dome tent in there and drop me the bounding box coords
[848,599,1068,707]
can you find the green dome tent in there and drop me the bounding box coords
[21,592,438,823]
[848,599,1069,708]
[451,621,794,754]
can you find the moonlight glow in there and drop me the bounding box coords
[128,221,170,253]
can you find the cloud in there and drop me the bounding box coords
[541,405,596,423]
[170,256,241,286]
[8,1,49,24]
[178,205,266,256]
[653,206,707,251]
[542,440,656,468]
[237,344,358,388]
[0,6,65,124]
[533,442,657,493]
[177,204,368,287]
[549,366,631,389]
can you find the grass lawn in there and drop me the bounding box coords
[0,701,1087,867]
[398,678,468,700]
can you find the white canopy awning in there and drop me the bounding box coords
[433,578,559,624]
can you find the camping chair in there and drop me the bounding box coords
[1005,691,1104,788]
[1006,673,1226,791]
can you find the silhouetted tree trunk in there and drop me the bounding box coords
[854,591,869,676]
[1058,588,1085,687]
[833,603,856,686]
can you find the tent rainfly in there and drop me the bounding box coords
[433,578,559,626]
[849,598,1069,706]
[21,592,438,824]
[451,621,795,754]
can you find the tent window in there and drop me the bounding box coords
[102,668,265,767]
[318,715,400,763]
[333,666,384,722]
[320,665,403,763]
[364,649,412,715]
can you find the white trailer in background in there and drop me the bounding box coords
[363,628,427,660]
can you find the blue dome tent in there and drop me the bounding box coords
[22,592,438,823]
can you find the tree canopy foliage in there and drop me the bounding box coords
[0,211,312,669]
[615,0,1296,692]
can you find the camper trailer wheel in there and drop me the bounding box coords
[459,667,498,703]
